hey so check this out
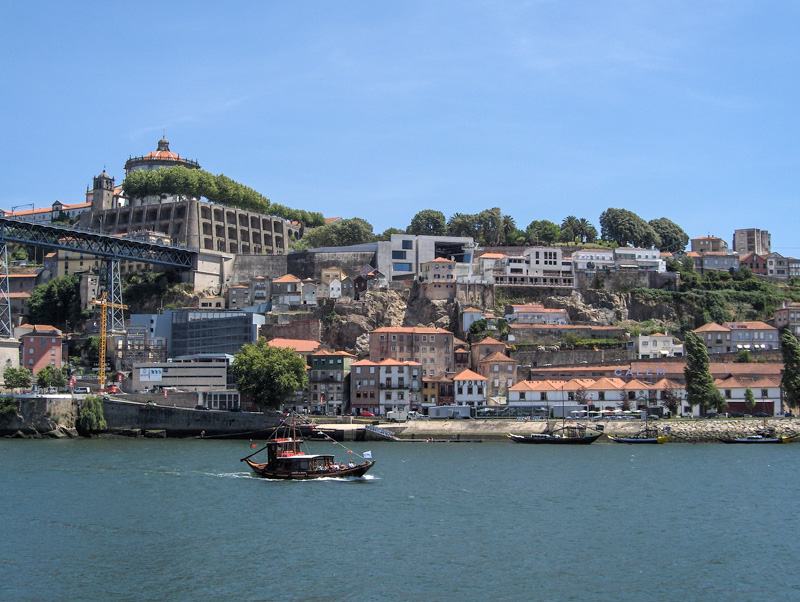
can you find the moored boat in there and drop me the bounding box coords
[609,426,671,444]
[718,434,783,444]
[241,415,374,479]
[508,424,602,445]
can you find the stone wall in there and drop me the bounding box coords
[575,270,680,292]
[287,250,377,280]
[261,319,323,342]
[511,347,635,373]
[230,254,289,285]
[101,399,281,437]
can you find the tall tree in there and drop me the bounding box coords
[744,387,756,414]
[3,366,32,390]
[561,216,580,242]
[28,275,82,331]
[649,217,689,252]
[447,213,480,239]
[780,330,800,410]
[684,331,725,412]
[599,208,661,248]
[475,208,503,246]
[501,215,516,245]
[231,338,309,410]
[575,218,598,243]
[36,366,67,389]
[526,220,561,245]
[407,210,446,236]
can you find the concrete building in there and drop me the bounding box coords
[504,304,569,325]
[307,350,355,415]
[766,253,789,278]
[685,251,739,274]
[132,355,233,395]
[452,369,487,409]
[477,352,517,403]
[773,301,800,338]
[733,228,771,256]
[17,324,64,374]
[378,359,422,414]
[636,333,683,359]
[378,234,475,281]
[369,327,455,378]
[350,359,380,414]
[691,236,729,254]
[81,138,301,257]
[695,321,780,354]
[739,253,769,276]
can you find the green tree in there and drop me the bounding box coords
[3,366,32,390]
[526,220,561,245]
[575,218,598,243]
[684,331,726,412]
[300,218,375,248]
[447,213,480,239]
[735,349,753,363]
[744,387,756,414]
[600,208,660,248]
[77,395,107,435]
[475,208,504,245]
[561,216,579,243]
[36,365,68,389]
[780,330,800,410]
[506,228,528,246]
[469,318,487,335]
[376,227,405,241]
[408,210,446,236]
[501,215,517,245]
[122,166,324,227]
[231,338,309,410]
[28,275,82,331]
[649,217,689,252]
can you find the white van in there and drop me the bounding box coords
[73,387,91,394]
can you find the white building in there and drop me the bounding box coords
[636,333,684,359]
[452,369,487,409]
[378,359,421,414]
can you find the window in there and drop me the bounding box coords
[392,250,407,259]
[761,389,768,398]
[402,240,413,250]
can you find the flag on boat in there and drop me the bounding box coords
[363,450,372,459]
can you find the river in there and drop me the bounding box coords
[1,437,798,600]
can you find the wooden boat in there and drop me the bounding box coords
[609,426,671,444]
[507,424,602,445]
[241,415,374,480]
[781,433,800,444]
[718,433,782,444]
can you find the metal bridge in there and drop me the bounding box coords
[0,216,199,338]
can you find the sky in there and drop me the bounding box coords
[1,1,798,255]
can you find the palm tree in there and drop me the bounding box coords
[501,215,516,245]
[562,216,580,243]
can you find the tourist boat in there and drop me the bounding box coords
[781,433,799,443]
[507,424,602,445]
[241,415,374,480]
[609,425,671,444]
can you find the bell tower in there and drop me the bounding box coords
[92,170,115,211]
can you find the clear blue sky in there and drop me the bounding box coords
[2,1,798,255]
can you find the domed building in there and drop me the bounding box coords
[124,137,200,175]
[82,138,301,259]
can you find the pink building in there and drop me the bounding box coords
[18,324,64,374]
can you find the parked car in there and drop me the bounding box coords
[754,412,770,417]
[359,410,375,417]
[107,385,119,393]
[729,412,745,418]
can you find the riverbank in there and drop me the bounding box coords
[325,417,800,443]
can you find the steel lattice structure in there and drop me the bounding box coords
[0,217,198,339]
[0,217,197,268]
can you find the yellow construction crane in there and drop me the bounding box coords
[92,292,128,391]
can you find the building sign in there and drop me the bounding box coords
[139,368,163,382]
[614,367,666,378]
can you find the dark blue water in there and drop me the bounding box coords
[2,438,799,600]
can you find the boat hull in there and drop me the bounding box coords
[718,437,782,444]
[507,433,601,445]
[609,435,671,444]
[245,458,375,479]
